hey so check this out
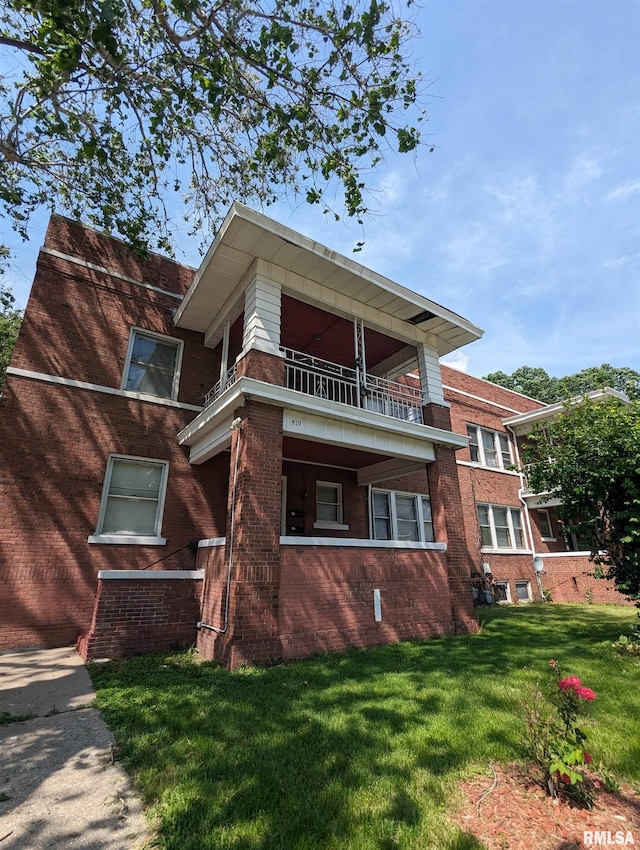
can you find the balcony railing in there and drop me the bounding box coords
[202,349,425,425]
[204,363,238,408]
[282,348,424,424]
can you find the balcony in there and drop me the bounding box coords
[203,348,424,425]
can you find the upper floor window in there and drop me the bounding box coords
[466,425,512,469]
[314,482,348,530]
[477,503,526,550]
[372,490,434,543]
[536,508,554,540]
[89,455,169,544]
[122,328,183,400]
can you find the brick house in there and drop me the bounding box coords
[441,370,629,607]
[0,205,628,667]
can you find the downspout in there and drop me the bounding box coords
[197,416,243,634]
[507,423,545,602]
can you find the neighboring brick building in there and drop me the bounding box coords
[441,368,629,607]
[0,205,629,667]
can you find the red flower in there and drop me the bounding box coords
[557,675,582,691]
[575,686,596,701]
[584,753,593,763]
[560,773,572,785]
[549,659,558,667]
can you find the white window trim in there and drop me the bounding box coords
[536,508,556,541]
[370,488,434,543]
[466,424,513,470]
[89,454,169,545]
[515,580,532,603]
[314,481,349,530]
[478,503,527,552]
[121,327,184,401]
[494,580,512,604]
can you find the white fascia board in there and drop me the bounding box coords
[177,375,469,452]
[175,203,483,347]
[503,388,629,432]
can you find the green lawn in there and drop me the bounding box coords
[89,604,640,850]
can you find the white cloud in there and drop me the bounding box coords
[605,180,640,202]
[441,352,469,372]
[564,154,604,192]
[603,253,640,269]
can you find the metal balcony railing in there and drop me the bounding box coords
[282,347,424,425]
[203,363,238,408]
[202,349,425,425]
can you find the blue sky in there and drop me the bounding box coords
[2,0,639,379]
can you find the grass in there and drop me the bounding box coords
[89,604,640,850]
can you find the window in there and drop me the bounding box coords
[89,455,169,544]
[466,425,512,469]
[515,580,532,602]
[314,482,348,529]
[477,503,526,550]
[537,508,554,539]
[122,328,182,400]
[494,581,511,603]
[371,490,434,543]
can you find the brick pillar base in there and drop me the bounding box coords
[197,399,284,668]
[424,402,478,635]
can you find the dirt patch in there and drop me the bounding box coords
[451,764,640,849]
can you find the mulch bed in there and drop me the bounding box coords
[451,764,640,849]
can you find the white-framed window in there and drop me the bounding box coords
[89,455,169,545]
[515,580,532,602]
[494,580,511,603]
[371,490,434,543]
[314,482,349,530]
[466,424,512,469]
[121,328,183,400]
[536,508,555,540]
[477,503,526,551]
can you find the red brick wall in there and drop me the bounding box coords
[197,401,284,667]
[77,573,203,659]
[279,545,454,660]
[0,217,227,650]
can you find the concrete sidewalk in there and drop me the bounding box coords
[0,647,150,849]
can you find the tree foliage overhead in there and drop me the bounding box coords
[485,364,640,404]
[0,0,427,256]
[522,395,640,603]
[0,281,23,389]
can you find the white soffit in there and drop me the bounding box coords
[174,203,483,355]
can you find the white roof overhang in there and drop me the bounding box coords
[174,203,483,357]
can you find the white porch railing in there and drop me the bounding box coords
[204,363,238,408]
[282,348,424,424]
[202,349,425,425]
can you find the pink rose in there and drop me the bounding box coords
[558,675,582,691]
[575,686,596,701]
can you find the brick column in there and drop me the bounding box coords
[198,400,284,668]
[424,402,478,635]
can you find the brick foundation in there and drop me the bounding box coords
[77,571,203,659]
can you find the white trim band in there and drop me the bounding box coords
[7,367,203,412]
[98,569,204,579]
[281,536,447,550]
[41,247,185,301]
[198,537,226,548]
[88,534,167,545]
